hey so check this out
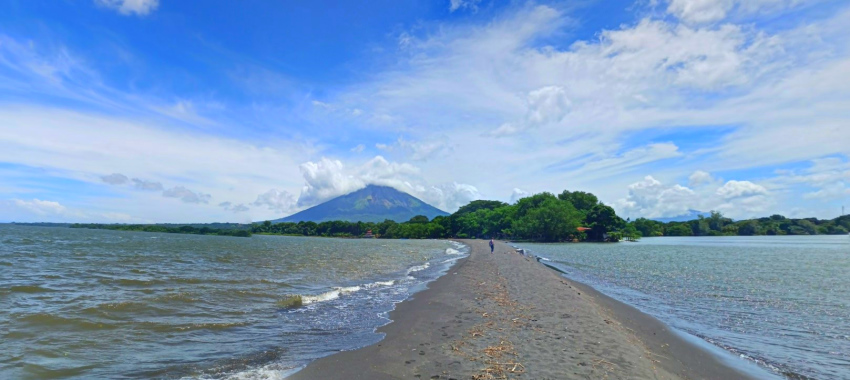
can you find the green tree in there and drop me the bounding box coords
[408,215,430,224]
[558,190,599,211]
[585,204,625,241]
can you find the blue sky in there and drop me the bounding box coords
[1,0,849,223]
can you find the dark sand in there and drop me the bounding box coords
[288,240,757,379]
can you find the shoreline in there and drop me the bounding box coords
[288,239,766,379]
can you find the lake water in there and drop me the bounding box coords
[518,236,850,380]
[0,225,467,379]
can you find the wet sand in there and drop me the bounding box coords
[288,239,757,379]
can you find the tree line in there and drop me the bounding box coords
[70,223,252,237]
[68,191,850,241]
[252,190,630,242]
[631,212,850,237]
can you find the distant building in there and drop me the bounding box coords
[363,229,375,238]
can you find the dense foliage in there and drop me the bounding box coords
[70,223,252,237]
[252,190,626,242]
[631,212,850,237]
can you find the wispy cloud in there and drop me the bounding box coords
[95,0,159,16]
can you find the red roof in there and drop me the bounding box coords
[576,227,591,232]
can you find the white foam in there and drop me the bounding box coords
[442,256,463,264]
[181,362,298,380]
[406,262,430,275]
[300,286,361,305]
[363,280,395,288]
[445,248,461,255]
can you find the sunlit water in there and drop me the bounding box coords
[0,225,467,379]
[518,236,850,380]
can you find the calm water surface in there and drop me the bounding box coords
[519,236,849,380]
[0,225,467,379]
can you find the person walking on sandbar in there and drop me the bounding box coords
[489,238,494,254]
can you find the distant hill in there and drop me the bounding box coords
[652,209,711,223]
[273,185,449,223]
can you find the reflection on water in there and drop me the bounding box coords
[520,236,850,380]
[0,225,467,379]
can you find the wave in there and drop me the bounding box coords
[195,362,299,380]
[406,262,430,275]
[134,320,248,333]
[445,248,462,255]
[8,285,54,293]
[99,278,164,287]
[441,256,463,264]
[154,292,200,304]
[363,280,395,288]
[277,280,397,308]
[18,313,118,331]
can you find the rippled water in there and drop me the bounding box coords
[519,236,850,380]
[0,225,467,379]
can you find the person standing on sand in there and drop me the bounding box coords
[489,238,494,254]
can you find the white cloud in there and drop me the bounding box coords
[616,175,772,219]
[688,170,715,187]
[13,199,67,215]
[351,144,365,153]
[667,0,735,24]
[716,180,768,199]
[162,186,211,204]
[3,2,850,221]
[526,86,571,125]
[0,106,305,221]
[666,0,818,24]
[449,0,481,12]
[95,0,159,16]
[418,182,482,212]
[297,157,360,207]
[489,86,571,136]
[510,188,530,203]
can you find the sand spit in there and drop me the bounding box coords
[289,240,756,380]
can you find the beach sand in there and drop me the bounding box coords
[288,239,756,379]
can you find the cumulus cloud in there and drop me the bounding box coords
[95,0,159,16]
[418,183,482,212]
[526,86,571,126]
[252,189,297,213]
[616,175,772,219]
[688,170,715,187]
[101,173,129,185]
[716,180,768,199]
[162,186,211,204]
[132,178,164,191]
